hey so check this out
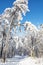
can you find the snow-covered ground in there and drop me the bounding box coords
[18,57,43,65]
[0,55,43,65]
[0,55,27,65]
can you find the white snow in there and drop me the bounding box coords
[18,57,43,65]
[0,56,43,65]
[0,55,27,65]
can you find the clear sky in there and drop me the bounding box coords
[0,0,43,26]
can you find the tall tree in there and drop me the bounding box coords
[0,0,29,62]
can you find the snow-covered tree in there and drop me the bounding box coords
[35,24,43,57]
[23,21,38,56]
[0,0,43,63]
[0,0,29,62]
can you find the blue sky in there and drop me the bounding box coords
[0,0,43,26]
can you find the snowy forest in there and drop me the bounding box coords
[0,0,43,63]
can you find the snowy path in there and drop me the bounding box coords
[18,57,43,65]
[0,55,27,65]
[0,56,43,65]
